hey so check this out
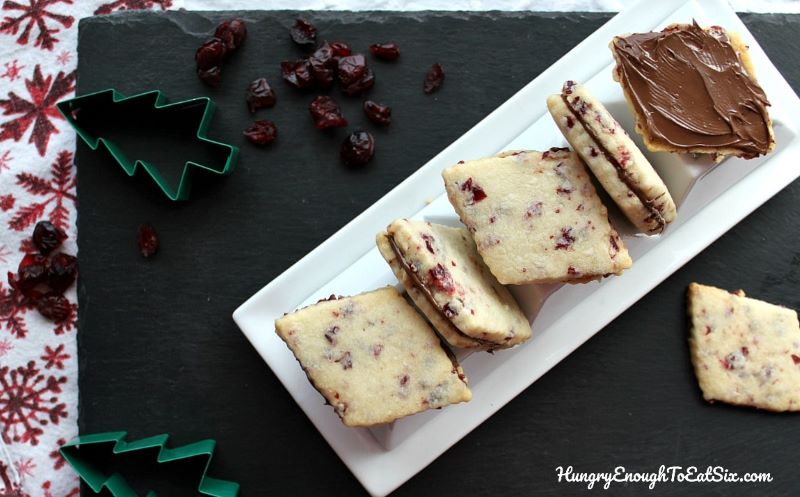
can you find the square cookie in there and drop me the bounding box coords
[442,149,632,285]
[688,283,800,411]
[376,219,531,350]
[275,287,472,426]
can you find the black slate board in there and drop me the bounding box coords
[74,11,800,497]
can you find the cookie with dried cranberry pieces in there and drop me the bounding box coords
[547,81,676,234]
[688,283,800,412]
[376,219,531,350]
[275,287,471,426]
[442,149,632,285]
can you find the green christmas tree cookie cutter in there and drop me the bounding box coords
[60,431,240,497]
[56,89,238,201]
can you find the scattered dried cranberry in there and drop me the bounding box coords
[137,223,159,258]
[369,43,400,61]
[195,38,226,70]
[12,253,48,294]
[32,221,66,255]
[215,18,247,52]
[243,120,278,145]
[424,63,445,94]
[341,67,374,96]
[36,293,70,322]
[340,130,374,167]
[197,66,222,87]
[309,96,348,129]
[48,253,78,293]
[246,78,277,113]
[363,100,391,125]
[555,227,576,250]
[330,41,352,59]
[309,42,336,88]
[281,59,315,90]
[337,54,367,86]
[289,18,317,46]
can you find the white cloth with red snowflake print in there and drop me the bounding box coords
[0,1,176,496]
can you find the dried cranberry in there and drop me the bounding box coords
[215,18,247,52]
[330,41,352,59]
[309,96,347,129]
[309,42,336,88]
[461,178,487,204]
[246,78,277,113]
[197,66,222,87]
[281,59,315,90]
[363,100,391,126]
[423,63,445,94]
[369,43,400,61]
[289,18,317,46]
[555,227,576,250]
[340,131,374,167]
[244,120,278,145]
[48,253,78,293]
[792,354,800,365]
[195,38,226,70]
[36,293,70,322]
[12,253,48,293]
[32,221,66,255]
[341,67,374,97]
[428,263,455,294]
[137,223,159,258]
[337,54,367,86]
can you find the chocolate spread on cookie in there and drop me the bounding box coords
[612,22,771,158]
[560,87,668,232]
[387,235,496,349]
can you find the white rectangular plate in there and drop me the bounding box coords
[233,1,800,495]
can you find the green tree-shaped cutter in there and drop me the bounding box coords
[56,89,238,201]
[60,431,240,497]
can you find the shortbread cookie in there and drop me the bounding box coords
[275,287,471,426]
[611,22,774,160]
[688,283,800,412]
[376,219,531,349]
[442,149,632,285]
[547,81,676,234]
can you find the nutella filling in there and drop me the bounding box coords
[560,92,667,231]
[612,22,771,158]
[387,235,496,348]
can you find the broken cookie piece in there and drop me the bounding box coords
[275,286,471,426]
[688,282,800,412]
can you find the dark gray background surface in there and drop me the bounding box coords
[74,11,800,496]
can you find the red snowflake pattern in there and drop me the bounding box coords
[0,195,13,212]
[0,283,31,339]
[13,459,34,479]
[0,150,10,172]
[0,338,11,356]
[55,49,69,65]
[0,244,10,263]
[9,150,75,233]
[0,60,24,81]
[42,481,78,497]
[40,344,68,369]
[0,0,74,51]
[0,360,67,446]
[94,0,172,15]
[0,65,76,156]
[0,460,29,497]
[48,438,66,470]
